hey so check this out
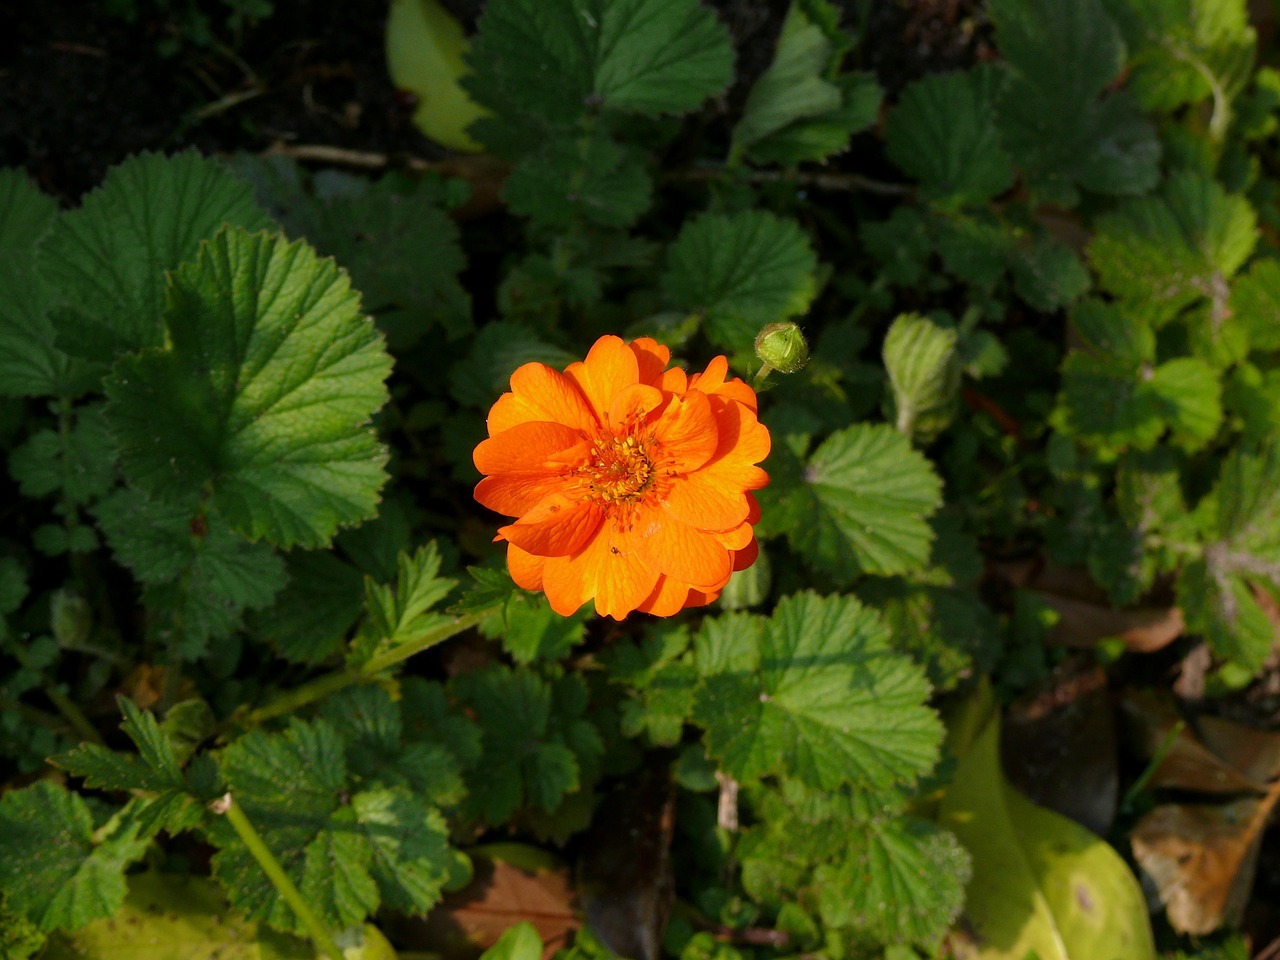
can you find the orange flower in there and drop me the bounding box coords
[473,335,770,619]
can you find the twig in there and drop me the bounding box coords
[672,165,914,196]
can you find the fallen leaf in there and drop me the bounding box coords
[1131,781,1280,936]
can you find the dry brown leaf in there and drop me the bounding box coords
[1131,780,1280,935]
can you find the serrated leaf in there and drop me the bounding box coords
[1177,558,1274,670]
[504,135,652,229]
[97,490,287,657]
[1010,232,1091,311]
[0,781,149,932]
[352,788,451,914]
[1104,0,1255,136]
[692,592,941,790]
[449,321,580,410]
[117,697,184,786]
[883,313,961,443]
[1088,172,1257,324]
[0,169,57,255]
[40,152,271,358]
[815,818,970,951]
[105,227,392,549]
[481,591,588,664]
[885,65,1013,207]
[991,0,1159,201]
[211,719,365,934]
[1055,352,1164,451]
[1231,258,1280,351]
[451,666,581,824]
[248,550,364,664]
[0,260,78,398]
[663,210,817,351]
[1150,357,1222,450]
[465,0,733,154]
[351,543,457,665]
[50,743,156,792]
[759,424,942,581]
[8,404,116,505]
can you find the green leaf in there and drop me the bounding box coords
[884,65,1013,207]
[0,174,78,397]
[0,781,149,932]
[351,788,451,914]
[692,592,942,790]
[663,210,817,351]
[448,320,580,410]
[1088,172,1257,324]
[248,551,364,664]
[40,152,271,358]
[480,923,544,960]
[759,424,943,581]
[815,818,970,951]
[105,227,392,549]
[1104,0,1255,135]
[1010,232,1091,311]
[882,313,961,443]
[745,72,882,167]
[0,169,57,255]
[351,543,457,665]
[730,1,850,161]
[940,694,1156,960]
[1150,357,1222,450]
[604,624,697,745]
[9,404,116,505]
[1178,558,1274,671]
[465,0,733,152]
[451,666,581,824]
[990,0,1159,201]
[1231,258,1280,351]
[504,135,652,229]
[97,491,287,657]
[481,591,589,664]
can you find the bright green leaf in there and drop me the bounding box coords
[480,922,544,960]
[693,592,942,791]
[350,543,457,665]
[352,788,451,914]
[883,313,961,443]
[40,152,271,358]
[663,209,817,351]
[1150,357,1222,450]
[105,227,392,549]
[1231,258,1280,351]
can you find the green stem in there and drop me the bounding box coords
[235,607,498,731]
[1119,719,1185,815]
[219,796,345,960]
[44,684,105,746]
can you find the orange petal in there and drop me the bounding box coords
[661,471,749,531]
[487,362,598,435]
[690,355,758,412]
[652,391,718,473]
[711,520,755,551]
[731,536,759,571]
[474,421,588,476]
[542,523,660,620]
[475,474,574,518]
[607,383,664,429]
[659,366,688,394]
[634,504,732,589]
[565,336,639,424]
[637,575,690,617]
[629,338,671,386]
[498,495,604,557]
[507,543,545,591]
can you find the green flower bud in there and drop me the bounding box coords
[754,322,809,374]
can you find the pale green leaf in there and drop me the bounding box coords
[105,227,392,549]
[940,694,1156,960]
[1150,357,1222,450]
[0,781,149,932]
[480,922,544,960]
[693,592,942,791]
[40,152,270,358]
[663,210,817,351]
[883,313,961,443]
[760,424,943,580]
[885,65,1013,207]
[1088,172,1257,324]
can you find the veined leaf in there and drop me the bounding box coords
[504,134,652,229]
[106,227,393,549]
[991,0,1159,202]
[1231,259,1280,351]
[885,65,1013,207]
[0,781,149,932]
[40,152,270,358]
[350,543,457,665]
[693,592,942,791]
[759,423,943,581]
[663,209,817,351]
[882,313,961,443]
[0,169,57,255]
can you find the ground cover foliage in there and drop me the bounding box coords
[1,0,1280,957]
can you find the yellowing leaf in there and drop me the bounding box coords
[387,0,487,152]
[939,693,1155,960]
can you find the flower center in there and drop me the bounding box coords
[584,434,653,503]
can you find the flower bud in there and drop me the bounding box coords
[754,322,809,374]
